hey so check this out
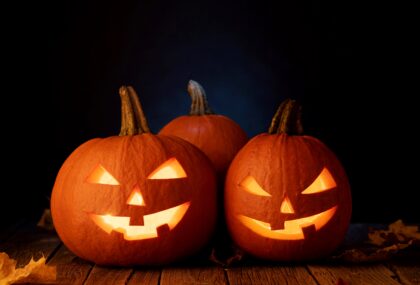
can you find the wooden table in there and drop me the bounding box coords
[1,222,419,284]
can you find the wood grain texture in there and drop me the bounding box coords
[308,264,402,285]
[127,269,161,285]
[226,265,317,285]
[161,267,227,285]
[47,244,93,285]
[391,262,420,285]
[84,265,133,285]
[2,222,420,285]
[0,225,60,267]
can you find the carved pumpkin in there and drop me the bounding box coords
[51,86,217,266]
[225,99,352,261]
[159,80,248,178]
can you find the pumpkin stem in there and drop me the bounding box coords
[119,86,151,136]
[268,99,303,135]
[188,80,214,115]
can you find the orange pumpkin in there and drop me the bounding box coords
[159,80,248,178]
[51,86,217,266]
[225,99,352,261]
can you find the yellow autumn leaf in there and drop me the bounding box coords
[0,252,56,285]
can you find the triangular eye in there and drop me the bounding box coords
[302,167,336,194]
[86,165,120,185]
[148,158,187,180]
[240,176,271,197]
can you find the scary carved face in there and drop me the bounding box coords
[51,135,217,265]
[237,167,338,240]
[87,158,191,240]
[225,134,352,260]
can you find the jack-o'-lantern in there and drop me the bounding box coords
[51,86,217,266]
[159,80,248,178]
[225,99,351,261]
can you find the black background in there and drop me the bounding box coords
[2,1,417,227]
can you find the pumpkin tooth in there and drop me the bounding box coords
[237,206,338,241]
[156,224,171,237]
[89,202,191,241]
[301,224,317,238]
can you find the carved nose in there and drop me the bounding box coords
[280,197,294,214]
[127,185,145,206]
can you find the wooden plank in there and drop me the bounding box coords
[308,264,402,285]
[390,262,420,285]
[226,265,317,285]
[84,265,133,285]
[161,267,227,285]
[0,224,60,267]
[47,244,93,285]
[127,269,161,285]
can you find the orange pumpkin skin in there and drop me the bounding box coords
[160,114,248,177]
[51,87,217,266]
[225,101,351,261]
[159,81,248,177]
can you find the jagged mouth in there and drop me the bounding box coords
[237,206,337,240]
[90,202,190,240]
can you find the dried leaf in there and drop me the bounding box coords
[225,248,245,266]
[37,209,54,231]
[333,242,412,262]
[368,220,420,246]
[0,253,15,281]
[333,220,419,263]
[389,220,420,240]
[0,252,56,285]
[368,230,386,246]
[209,247,245,267]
